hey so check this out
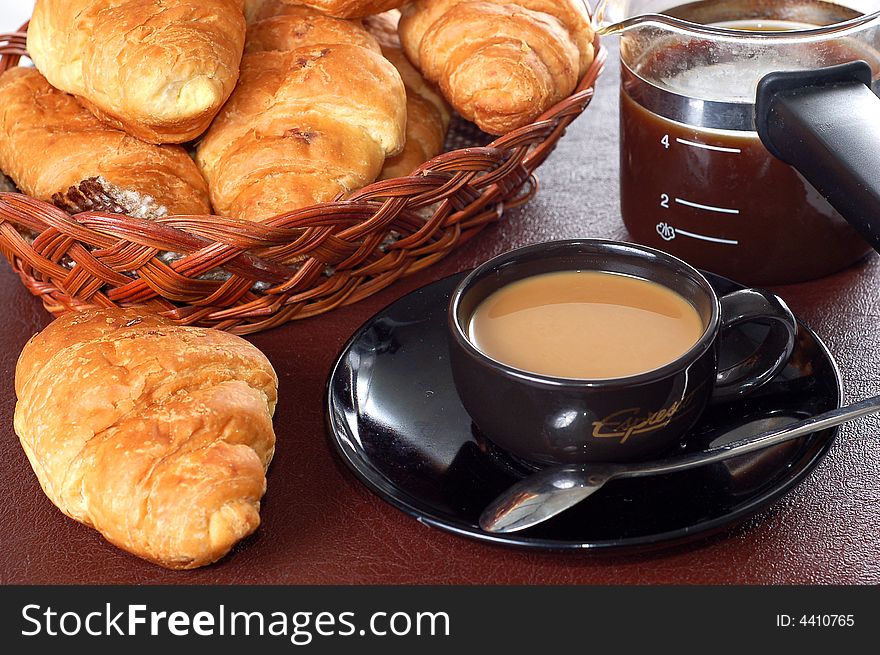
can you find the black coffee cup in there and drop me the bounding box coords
[447,239,798,465]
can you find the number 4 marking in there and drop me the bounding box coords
[661,134,670,149]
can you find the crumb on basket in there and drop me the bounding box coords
[52,176,170,220]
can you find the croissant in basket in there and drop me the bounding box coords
[14,307,278,569]
[27,0,246,144]
[246,0,406,20]
[0,67,211,217]
[364,10,452,180]
[196,1,407,222]
[399,0,596,135]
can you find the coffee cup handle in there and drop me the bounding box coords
[712,289,798,404]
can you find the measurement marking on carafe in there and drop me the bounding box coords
[675,229,739,245]
[675,138,742,154]
[656,222,739,246]
[674,198,740,215]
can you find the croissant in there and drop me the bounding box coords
[247,0,406,20]
[27,0,246,144]
[196,2,406,221]
[14,307,278,569]
[364,10,451,180]
[399,0,595,135]
[0,68,211,218]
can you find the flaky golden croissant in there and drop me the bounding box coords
[0,68,211,218]
[14,308,278,570]
[364,10,451,180]
[196,2,406,221]
[27,0,246,144]
[247,0,406,20]
[399,0,595,135]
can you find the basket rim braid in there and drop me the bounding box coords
[0,22,606,335]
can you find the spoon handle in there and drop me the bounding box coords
[625,394,880,479]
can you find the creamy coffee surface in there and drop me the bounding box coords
[468,271,705,379]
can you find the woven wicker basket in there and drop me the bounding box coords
[0,23,606,334]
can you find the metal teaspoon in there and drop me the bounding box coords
[479,394,880,534]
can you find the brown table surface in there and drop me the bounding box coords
[2,41,879,585]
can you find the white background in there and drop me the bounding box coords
[1,1,34,32]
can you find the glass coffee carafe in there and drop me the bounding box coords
[596,0,880,284]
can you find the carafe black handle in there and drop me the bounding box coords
[755,61,880,253]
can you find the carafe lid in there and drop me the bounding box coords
[612,0,880,130]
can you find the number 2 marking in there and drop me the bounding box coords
[660,193,670,209]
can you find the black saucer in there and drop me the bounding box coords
[326,272,842,551]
